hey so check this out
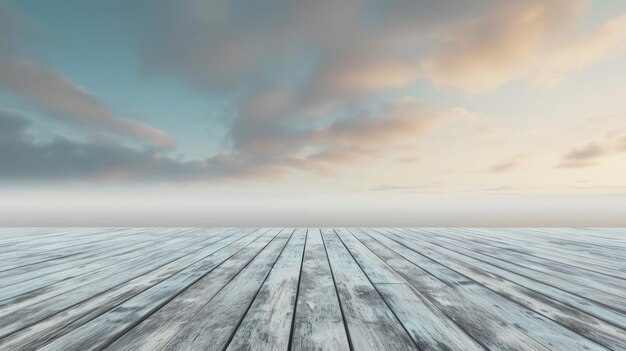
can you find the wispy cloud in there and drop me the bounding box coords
[0,100,474,182]
[0,2,173,148]
[559,132,626,168]
[532,12,626,86]
[230,96,476,178]
[489,155,528,173]
[369,184,445,193]
[422,1,626,92]
[0,111,193,182]
[0,60,174,147]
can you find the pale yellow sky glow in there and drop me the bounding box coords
[1,0,625,225]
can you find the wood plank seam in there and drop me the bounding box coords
[334,229,422,351]
[382,228,608,350]
[96,228,269,350]
[320,228,355,351]
[413,228,626,327]
[286,228,308,351]
[220,228,298,350]
[360,229,548,350]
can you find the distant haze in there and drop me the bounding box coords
[2,189,625,227]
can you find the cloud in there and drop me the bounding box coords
[134,0,626,180]
[559,132,626,168]
[422,1,626,92]
[0,99,473,182]
[0,110,196,181]
[300,50,422,108]
[0,3,173,148]
[0,60,174,147]
[308,99,464,149]
[4,0,625,185]
[140,0,474,97]
[489,155,528,173]
[0,110,295,182]
[138,0,626,121]
[532,13,626,86]
[230,94,475,176]
[421,0,585,93]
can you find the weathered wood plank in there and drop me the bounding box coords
[534,228,626,251]
[0,229,185,286]
[412,229,626,322]
[0,229,159,280]
[0,228,241,339]
[0,228,210,302]
[1,229,263,351]
[226,228,307,350]
[37,228,276,351]
[144,229,295,351]
[0,228,106,248]
[0,228,152,258]
[339,228,484,351]
[0,228,149,272]
[457,228,626,272]
[0,228,213,317]
[396,229,626,350]
[352,229,551,351]
[321,228,416,351]
[0,227,623,351]
[290,229,350,351]
[379,229,606,350]
[443,228,626,286]
[103,228,281,351]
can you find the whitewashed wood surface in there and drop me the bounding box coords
[0,228,624,350]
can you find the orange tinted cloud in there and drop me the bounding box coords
[533,13,626,86]
[421,0,584,93]
[489,155,528,173]
[422,1,626,93]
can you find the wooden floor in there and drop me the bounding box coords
[0,228,624,350]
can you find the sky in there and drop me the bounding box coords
[1,0,626,226]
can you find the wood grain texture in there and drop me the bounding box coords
[3,228,260,351]
[153,229,295,351]
[0,227,623,351]
[379,228,606,351]
[396,229,626,350]
[0,228,234,339]
[339,228,484,351]
[104,228,279,351]
[226,228,307,351]
[352,229,552,351]
[290,229,350,351]
[38,228,267,351]
[321,228,417,351]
